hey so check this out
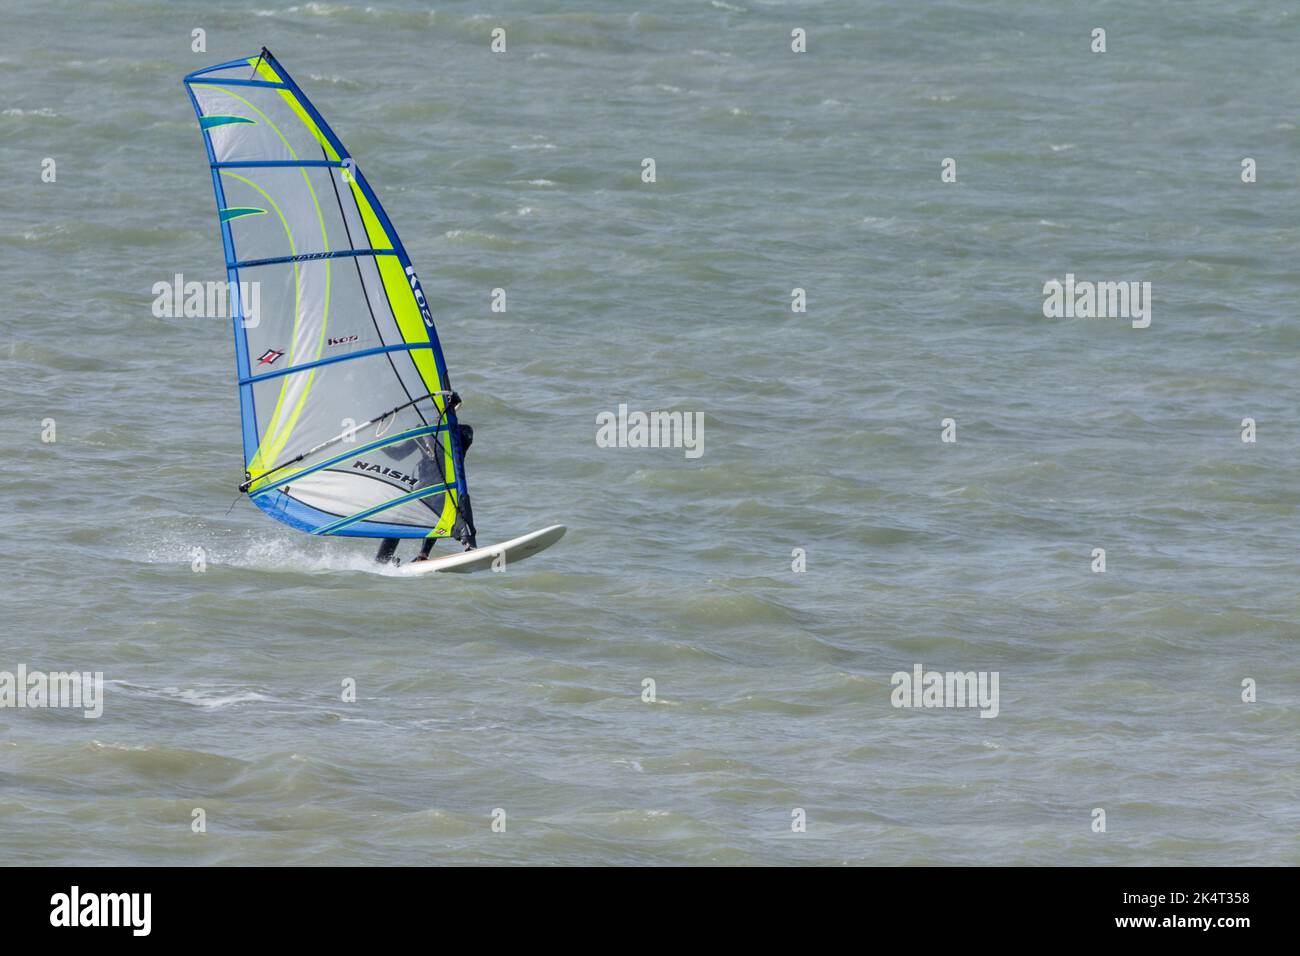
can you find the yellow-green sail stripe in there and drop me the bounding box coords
[199,82,334,477]
[244,59,461,534]
[220,170,328,475]
[245,61,444,405]
[251,58,342,162]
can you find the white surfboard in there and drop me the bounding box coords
[396,524,566,575]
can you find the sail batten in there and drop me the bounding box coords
[234,249,396,269]
[238,343,436,385]
[184,48,470,539]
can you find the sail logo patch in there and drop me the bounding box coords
[257,348,285,365]
[405,265,434,327]
[352,460,417,487]
[328,334,359,347]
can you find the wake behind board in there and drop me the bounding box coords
[397,525,566,575]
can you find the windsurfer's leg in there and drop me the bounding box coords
[455,498,478,550]
[454,423,477,549]
[375,538,399,564]
[413,537,436,562]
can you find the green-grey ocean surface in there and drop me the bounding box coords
[1,0,1297,865]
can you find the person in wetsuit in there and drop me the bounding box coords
[375,394,477,564]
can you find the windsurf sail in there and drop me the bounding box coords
[182,48,474,542]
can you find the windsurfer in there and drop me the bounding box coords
[375,405,476,564]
